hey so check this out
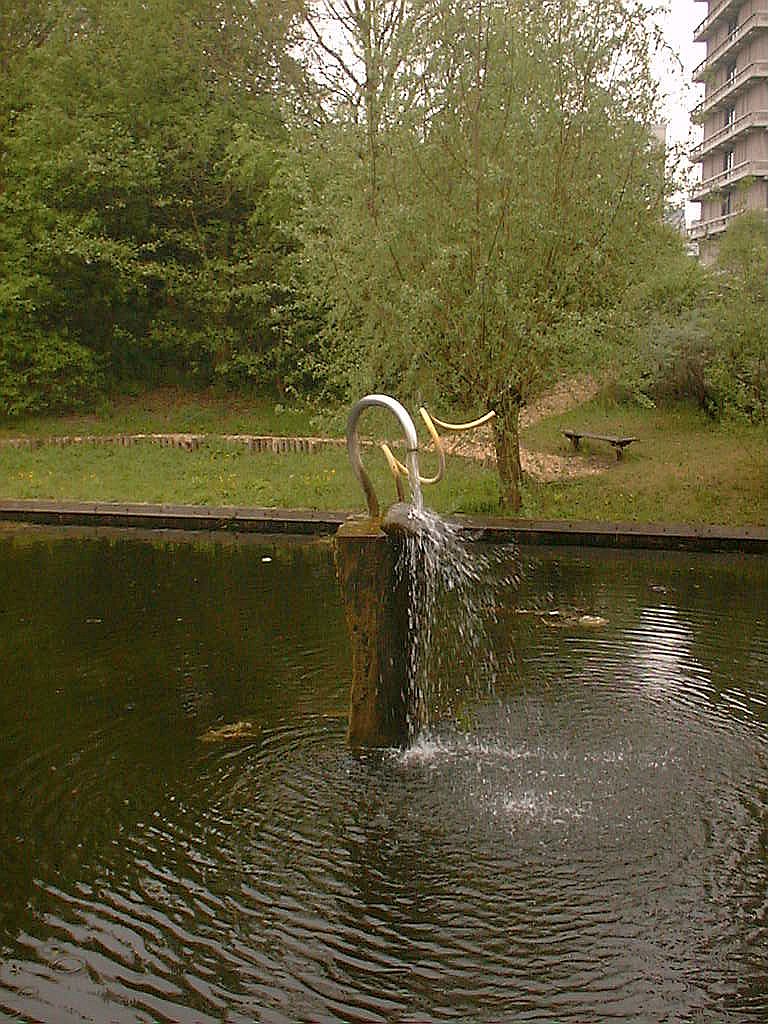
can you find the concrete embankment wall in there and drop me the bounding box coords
[0,499,766,553]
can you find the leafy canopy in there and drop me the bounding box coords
[0,0,307,413]
[296,0,668,506]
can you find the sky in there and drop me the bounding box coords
[656,4,706,147]
[655,3,707,217]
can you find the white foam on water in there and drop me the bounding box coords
[395,733,460,767]
[498,791,589,825]
[500,791,546,818]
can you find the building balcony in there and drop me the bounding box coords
[693,12,768,80]
[690,158,768,202]
[688,209,743,240]
[693,61,768,119]
[694,0,743,43]
[690,109,768,161]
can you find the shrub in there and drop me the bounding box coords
[0,330,103,417]
[645,313,714,407]
[705,213,768,424]
[705,327,768,423]
[614,311,714,410]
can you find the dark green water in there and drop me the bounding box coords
[0,526,766,1023]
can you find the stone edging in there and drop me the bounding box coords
[0,500,766,553]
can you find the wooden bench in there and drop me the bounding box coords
[563,430,638,460]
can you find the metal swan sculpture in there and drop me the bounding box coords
[346,394,496,519]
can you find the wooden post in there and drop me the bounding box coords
[334,513,414,748]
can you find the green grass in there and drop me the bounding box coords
[0,388,323,440]
[0,390,765,525]
[0,441,499,514]
[520,400,767,526]
[0,387,474,445]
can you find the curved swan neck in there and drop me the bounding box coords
[346,395,423,518]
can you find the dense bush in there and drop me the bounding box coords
[0,0,310,411]
[614,232,713,408]
[639,313,713,407]
[0,331,102,417]
[616,216,767,424]
[704,214,768,424]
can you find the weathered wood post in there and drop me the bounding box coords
[335,514,411,748]
[335,505,424,748]
[338,395,425,748]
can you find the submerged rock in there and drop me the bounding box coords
[578,614,609,628]
[199,720,261,743]
[516,608,608,628]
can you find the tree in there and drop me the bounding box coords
[297,0,667,509]
[0,0,306,413]
[0,0,61,76]
[706,212,768,423]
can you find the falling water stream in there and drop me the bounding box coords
[395,507,518,739]
[1,526,767,1022]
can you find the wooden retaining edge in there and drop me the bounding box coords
[0,500,766,553]
[0,433,349,453]
[221,435,347,454]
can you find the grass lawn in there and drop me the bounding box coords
[521,400,767,526]
[0,441,499,516]
[0,389,765,526]
[0,388,322,441]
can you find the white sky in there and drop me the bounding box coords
[655,3,707,217]
[656,3,706,146]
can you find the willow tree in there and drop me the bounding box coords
[299,0,666,509]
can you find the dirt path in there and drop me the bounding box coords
[0,376,603,483]
[439,374,604,482]
[520,374,600,428]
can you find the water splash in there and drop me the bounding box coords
[395,507,519,740]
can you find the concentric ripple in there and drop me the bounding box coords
[1,531,767,1023]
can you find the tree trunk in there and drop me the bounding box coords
[491,393,523,513]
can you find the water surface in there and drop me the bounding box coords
[1,526,767,1023]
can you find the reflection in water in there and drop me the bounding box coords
[0,530,767,1022]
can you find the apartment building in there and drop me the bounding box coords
[689,0,768,262]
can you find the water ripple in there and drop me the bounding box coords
[1,536,767,1021]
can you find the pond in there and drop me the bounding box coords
[1,526,767,1023]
